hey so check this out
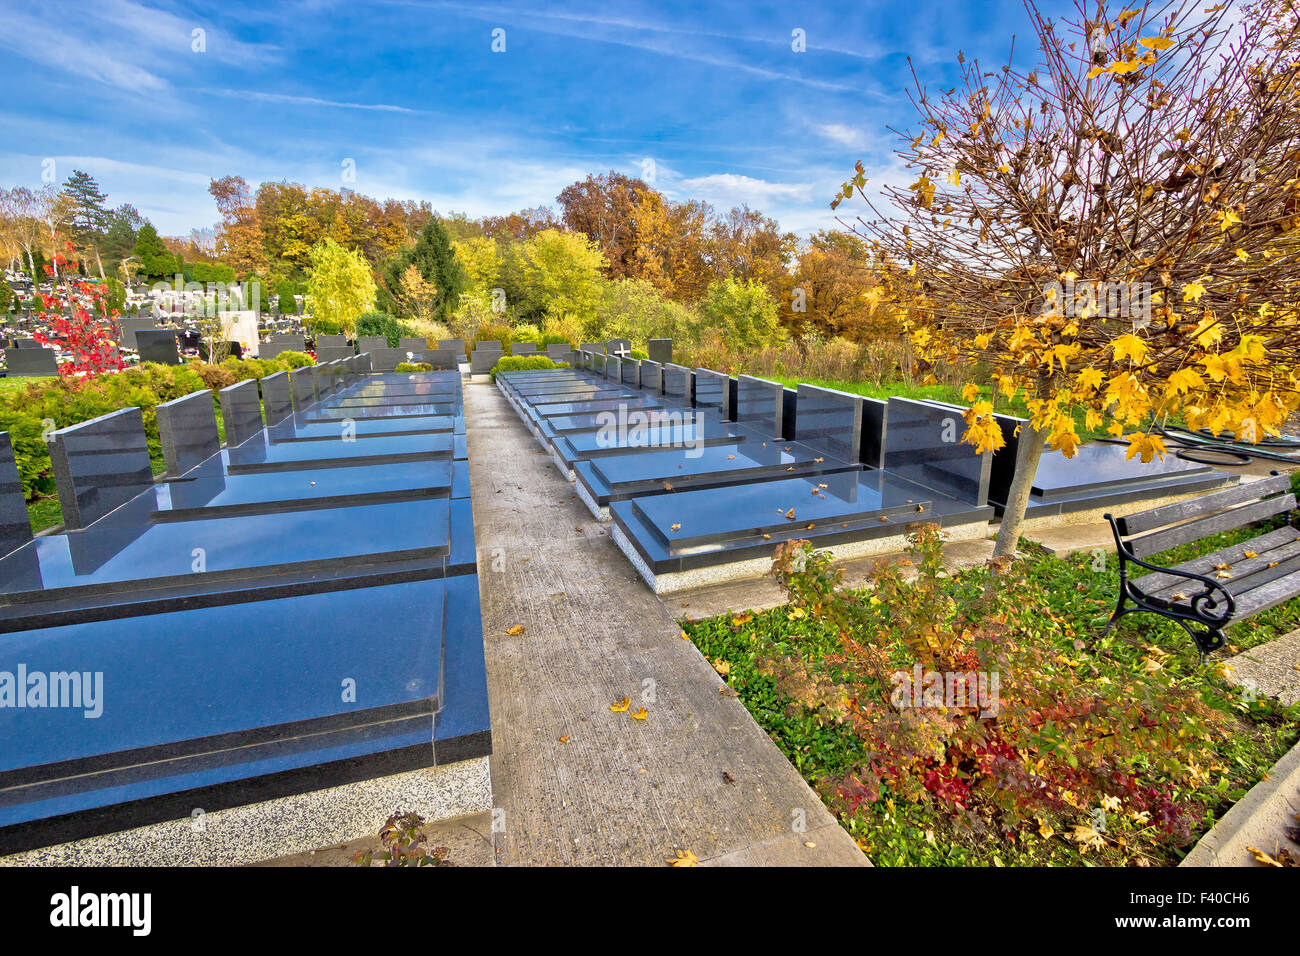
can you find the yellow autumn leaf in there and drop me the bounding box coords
[506,625,526,637]
[1139,35,1174,50]
[1183,280,1207,303]
[1125,432,1168,463]
[666,849,698,867]
[1112,334,1148,364]
[631,706,648,721]
[609,696,630,713]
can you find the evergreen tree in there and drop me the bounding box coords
[132,222,177,283]
[379,218,467,322]
[60,170,110,277]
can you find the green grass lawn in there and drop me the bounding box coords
[682,521,1300,866]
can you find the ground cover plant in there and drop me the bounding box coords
[683,522,1300,866]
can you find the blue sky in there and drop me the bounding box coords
[0,0,1069,239]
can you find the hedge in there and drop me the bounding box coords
[1,353,312,500]
[489,355,569,381]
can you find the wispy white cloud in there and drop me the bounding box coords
[199,89,426,114]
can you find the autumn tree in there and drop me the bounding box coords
[60,170,110,278]
[557,172,655,278]
[305,237,376,336]
[835,0,1300,560]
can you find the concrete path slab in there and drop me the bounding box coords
[1223,627,1300,706]
[465,381,868,867]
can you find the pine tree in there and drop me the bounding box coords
[61,170,109,278]
[379,218,467,322]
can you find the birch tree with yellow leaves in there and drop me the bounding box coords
[835,0,1300,560]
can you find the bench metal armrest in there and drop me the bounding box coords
[1105,514,1236,627]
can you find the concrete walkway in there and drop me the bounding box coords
[464,381,868,866]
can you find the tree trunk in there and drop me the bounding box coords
[94,245,105,280]
[991,423,1050,561]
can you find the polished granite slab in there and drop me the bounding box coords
[882,397,992,506]
[304,402,462,423]
[218,379,264,451]
[0,432,32,557]
[610,466,994,577]
[226,430,465,470]
[266,413,455,443]
[48,408,155,531]
[158,389,221,478]
[152,456,467,519]
[0,495,452,607]
[639,360,663,394]
[0,577,444,799]
[553,419,751,476]
[574,431,862,510]
[4,346,57,376]
[620,358,641,388]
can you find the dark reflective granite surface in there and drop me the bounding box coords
[218,380,264,452]
[795,384,862,463]
[882,398,991,506]
[49,409,154,530]
[0,432,32,557]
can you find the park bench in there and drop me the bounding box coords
[1103,472,1299,655]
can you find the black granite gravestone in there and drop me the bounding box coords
[157,389,221,476]
[220,379,265,448]
[736,375,783,437]
[357,335,387,353]
[648,338,672,364]
[605,338,632,358]
[289,366,317,410]
[135,329,181,365]
[0,432,32,557]
[545,343,572,363]
[795,384,863,464]
[511,342,537,355]
[315,334,348,348]
[640,359,663,394]
[48,408,154,529]
[882,397,991,506]
[316,345,353,363]
[662,364,694,403]
[693,368,732,420]
[400,337,427,352]
[119,316,156,349]
[439,338,467,360]
[261,371,293,426]
[5,346,58,376]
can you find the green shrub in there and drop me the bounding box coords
[277,350,313,369]
[394,362,434,372]
[489,355,567,381]
[538,332,572,347]
[356,311,413,348]
[0,283,12,313]
[471,322,514,350]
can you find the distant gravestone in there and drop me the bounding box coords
[5,346,58,376]
[639,359,662,393]
[261,371,292,425]
[470,349,500,375]
[474,340,503,352]
[648,338,672,364]
[439,338,466,359]
[424,349,460,370]
[579,342,601,354]
[314,334,347,348]
[119,316,156,349]
[605,338,631,358]
[545,343,571,363]
[399,337,427,352]
[135,329,181,365]
[49,407,154,530]
[511,342,537,355]
[357,335,387,353]
[219,379,265,448]
[271,333,305,352]
[157,389,221,476]
[316,345,353,363]
[369,348,406,372]
[0,432,32,556]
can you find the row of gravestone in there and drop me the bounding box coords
[0,354,375,554]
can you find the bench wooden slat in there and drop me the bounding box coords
[1225,548,1300,596]
[1133,526,1300,599]
[1232,568,1300,619]
[1116,474,1292,536]
[1128,493,1297,558]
